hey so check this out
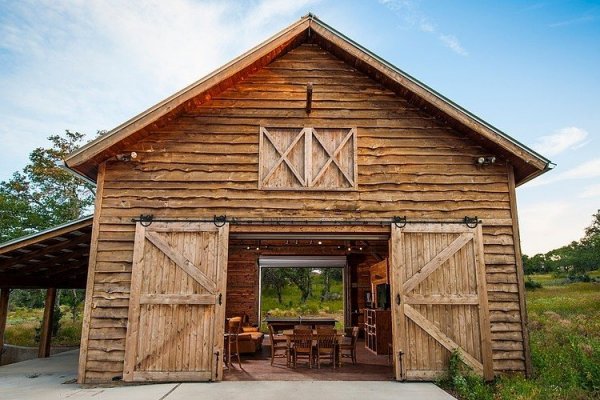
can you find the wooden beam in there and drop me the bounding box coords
[306,82,313,113]
[0,219,92,255]
[38,288,57,358]
[139,294,216,305]
[0,289,9,355]
[0,234,90,268]
[507,164,532,377]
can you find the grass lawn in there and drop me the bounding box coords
[4,306,82,348]
[440,272,600,399]
[260,269,344,331]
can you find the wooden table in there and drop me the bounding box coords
[265,317,337,332]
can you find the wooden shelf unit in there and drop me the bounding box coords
[364,308,391,355]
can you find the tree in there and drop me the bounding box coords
[320,268,343,301]
[0,130,95,243]
[60,289,86,322]
[285,268,312,304]
[262,268,288,304]
[583,209,600,240]
[575,210,600,272]
[522,253,548,274]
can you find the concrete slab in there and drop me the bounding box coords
[170,381,455,400]
[0,350,455,400]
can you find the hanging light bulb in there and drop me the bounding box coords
[318,241,322,245]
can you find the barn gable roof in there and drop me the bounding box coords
[64,13,551,186]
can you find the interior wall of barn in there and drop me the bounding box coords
[78,43,528,383]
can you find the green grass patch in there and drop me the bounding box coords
[4,307,82,347]
[441,273,600,399]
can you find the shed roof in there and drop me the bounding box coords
[65,13,551,186]
[0,216,92,289]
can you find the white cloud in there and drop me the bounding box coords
[439,34,468,56]
[529,158,600,187]
[580,183,600,198]
[378,0,468,56]
[560,159,600,180]
[519,200,592,254]
[532,126,589,156]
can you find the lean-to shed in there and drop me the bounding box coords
[60,14,551,383]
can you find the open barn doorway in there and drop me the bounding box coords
[224,231,394,381]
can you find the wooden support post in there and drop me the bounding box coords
[306,82,313,114]
[38,288,57,358]
[0,288,10,355]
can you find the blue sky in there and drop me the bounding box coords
[0,0,598,254]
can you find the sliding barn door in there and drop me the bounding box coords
[390,224,493,381]
[124,222,229,382]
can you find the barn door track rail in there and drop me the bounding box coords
[132,214,481,228]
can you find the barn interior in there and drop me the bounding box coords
[224,232,395,380]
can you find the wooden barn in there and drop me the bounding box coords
[3,14,552,383]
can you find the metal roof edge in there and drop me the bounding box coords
[0,215,94,251]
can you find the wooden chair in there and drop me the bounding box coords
[268,324,290,366]
[290,329,314,368]
[226,317,243,370]
[339,326,359,365]
[315,328,337,369]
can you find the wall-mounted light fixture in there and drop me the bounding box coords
[115,152,138,162]
[476,156,496,166]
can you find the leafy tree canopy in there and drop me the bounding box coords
[0,130,95,243]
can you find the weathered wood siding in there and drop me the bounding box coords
[82,43,526,382]
[226,248,259,325]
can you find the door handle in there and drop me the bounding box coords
[396,294,401,305]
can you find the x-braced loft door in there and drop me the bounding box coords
[123,222,229,382]
[390,224,493,381]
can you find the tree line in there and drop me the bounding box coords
[522,210,600,275]
[262,267,343,304]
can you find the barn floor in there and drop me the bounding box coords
[0,349,456,400]
[224,338,394,381]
